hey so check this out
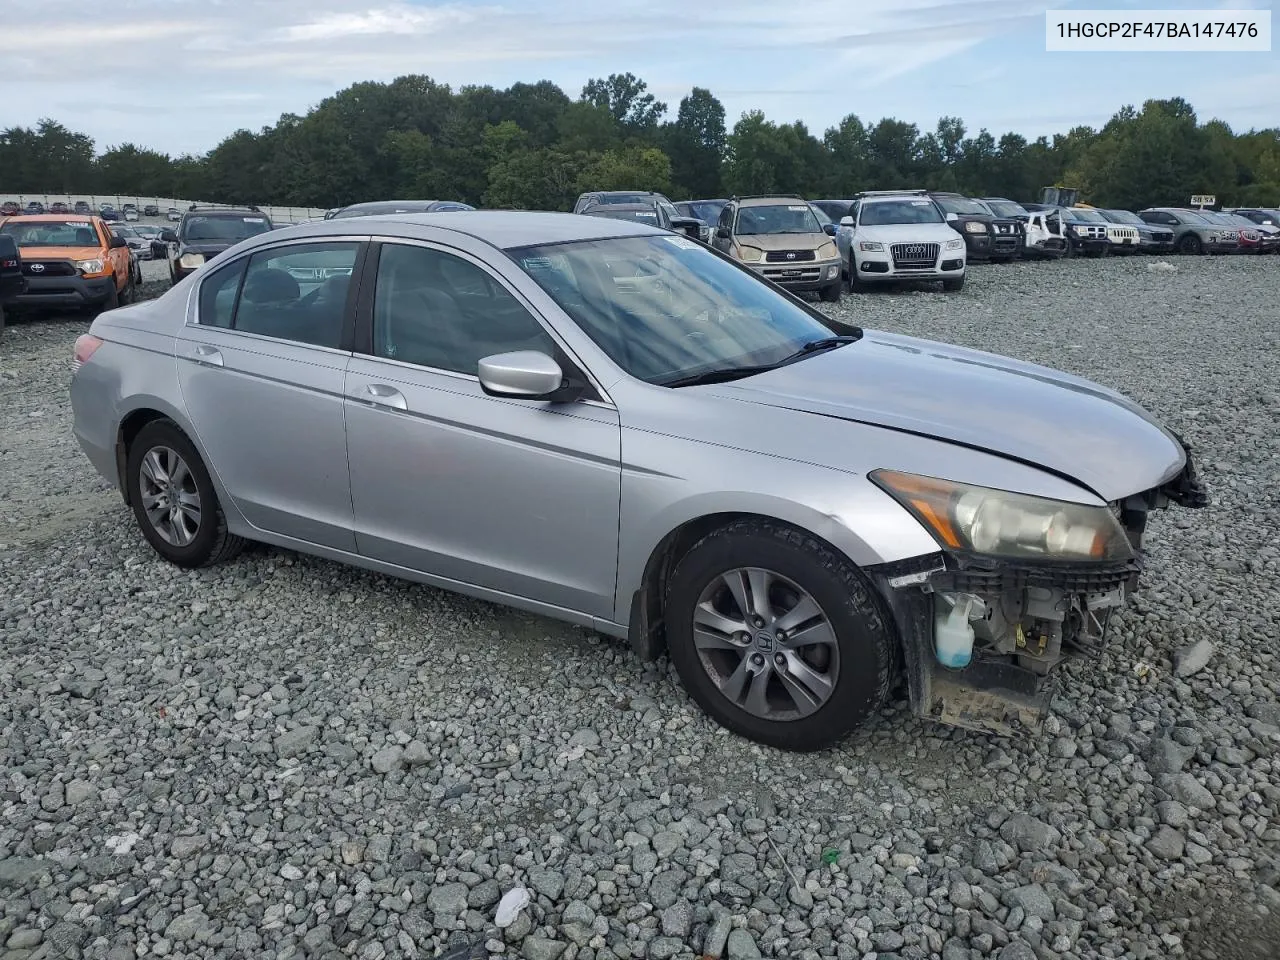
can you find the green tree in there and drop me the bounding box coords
[664,87,726,198]
[581,73,666,132]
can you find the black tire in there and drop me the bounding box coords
[663,519,895,751]
[818,282,842,303]
[1062,239,1074,259]
[0,302,5,342]
[126,419,247,568]
[119,270,136,306]
[847,257,863,292]
[99,282,119,315]
[942,275,965,292]
[1178,233,1203,255]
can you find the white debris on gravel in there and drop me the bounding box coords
[2,255,1279,960]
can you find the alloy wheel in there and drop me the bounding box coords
[691,567,839,721]
[138,446,202,546]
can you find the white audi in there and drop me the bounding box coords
[838,191,967,292]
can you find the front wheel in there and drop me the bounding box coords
[942,275,965,292]
[818,282,842,303]
[1178,234,1203,255]
[663,519,895,751]
[126,420,246,568]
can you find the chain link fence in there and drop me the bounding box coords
[0,192,326,224]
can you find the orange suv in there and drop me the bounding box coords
[0,213,137,315]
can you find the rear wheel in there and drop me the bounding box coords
[663,519,895,751]
[126,420,246,568]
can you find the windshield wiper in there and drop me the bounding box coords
[661,334,862,388]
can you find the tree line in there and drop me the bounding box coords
[2,76,1277,212]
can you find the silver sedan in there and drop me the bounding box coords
[70,212,1207,750]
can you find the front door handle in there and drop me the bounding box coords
[363,383,407,411]
[187,344,223,367]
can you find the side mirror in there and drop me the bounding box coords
[160,229,178,243]
[945,212,959,222]
[822,223,837,236]
[839,216,854,227]
[478,351,582,402]
[715,226,730,239]
[109,235,129,249]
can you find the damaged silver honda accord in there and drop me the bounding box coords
[70,211,1207,751]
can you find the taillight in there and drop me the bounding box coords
[73,334,104,371]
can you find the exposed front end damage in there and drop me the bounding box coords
[872,444,1209,736]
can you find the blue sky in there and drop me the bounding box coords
[3,0,1275,156]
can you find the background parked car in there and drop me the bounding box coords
[160,206,275,284]
[167,207,182,221]
[110,223,153,260]
[50,201,70,214]
[1,201,20,216]
[929,192,1024,262]
[25,201,45,215]
[0,232,25,337]
[0,213,136,314]
[74,201,92,215]
[122,204,140,222]
[1226,207,1280,230]
[1028,205,1110,257]
[713,195,843,301]
[1097,209,1175,254]
[1138,208,1238,255]
[99,204,119,222]
[1075,205,1140,252]
[1219,211,1280,253]
[1195,210,1259,252]
[674,199,728,241]
[838,190,967,292]
[578,201,703,241]
[975,197,1067,259]
[143,204,160,217]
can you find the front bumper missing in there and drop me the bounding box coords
[873,444,1208,736]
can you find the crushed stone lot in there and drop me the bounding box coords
[2,255,1279,960]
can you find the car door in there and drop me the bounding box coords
[343,239,622,618]
[175,238,365,550]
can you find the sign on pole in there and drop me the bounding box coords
[1190,195,1216,208]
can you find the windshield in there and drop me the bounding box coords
[1176,210,1210,224]
[859,199,944,226]
[132,224,162,237]
[112,225,139,238]
[181,214,272,242]
[1067,209,1107,223]
[1102,209,1143,225]
[0,220,100,247]
[589,194,651,206]
[683,201,726,224]
[935,196,987,216]
[512,234,848,385]
[735,203,821,236]
[809,205,833,227]
[983,199,1028,218]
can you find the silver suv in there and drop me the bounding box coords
[711,196,843,301]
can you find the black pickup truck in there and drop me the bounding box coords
[0,233,26,338]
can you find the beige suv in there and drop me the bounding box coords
[711,195,843,302]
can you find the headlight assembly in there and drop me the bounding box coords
[817,241,838,259]
[871,470,1134,562]
[75,259,106,275]
[178,252,206,269]
[858,241,885,252]
[736,245,762,263]
[963,221,988,234]
[944,238,964,250]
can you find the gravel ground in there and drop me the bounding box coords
[1,255,1279,960]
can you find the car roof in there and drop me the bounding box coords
[582,203,661,214]
[0,213,99,222]
[737,196,811,207]
[184,208,268,217]
[248,210,663,251]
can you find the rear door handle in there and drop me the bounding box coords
[186,344,223,367]
[363,383,407,411]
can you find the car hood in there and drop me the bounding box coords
[712,330,1185,502]
[854,223,960,243]
[179,240,238,256]
[736,233,827,251]
[16,245,104,260]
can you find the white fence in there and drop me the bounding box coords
[0,193,326,224]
